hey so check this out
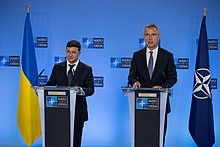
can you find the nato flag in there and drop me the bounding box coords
[189,15,215,147]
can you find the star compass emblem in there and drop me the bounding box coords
[193,68,211,99]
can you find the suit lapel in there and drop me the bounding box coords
[151,48,163,80]
[141,48,151,80]
[63,61,69,85]
[70,61,84,85]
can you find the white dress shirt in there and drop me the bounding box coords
[146,46,158,71]
[66,59,79,76]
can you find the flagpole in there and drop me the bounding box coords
[26,4,30,13]
[203,8,207,16]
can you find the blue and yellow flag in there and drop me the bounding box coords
[17,8,41,146]
[189,10,215,147]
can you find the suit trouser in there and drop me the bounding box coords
[73,121,84,147]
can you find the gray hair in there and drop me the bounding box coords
[144,24,160,34]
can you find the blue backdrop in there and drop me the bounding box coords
[0,0,219,146]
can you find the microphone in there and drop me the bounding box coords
[35,69,45,86]
[162,71,172,97]
[127,70,134,87]
[162,71,168,88]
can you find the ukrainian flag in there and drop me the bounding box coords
[17,8,41,146]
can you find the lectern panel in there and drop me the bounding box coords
[135,90,160,147]
[44,90,70,147]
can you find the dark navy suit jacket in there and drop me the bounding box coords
[46,60,94,122]
[128,47,177,113]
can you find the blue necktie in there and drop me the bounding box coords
[148,51,153,79]
[68,64,75,86]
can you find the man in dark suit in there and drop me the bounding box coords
[128,24,177,145]
[46,40,94,147]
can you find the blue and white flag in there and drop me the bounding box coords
[189,14,215,147]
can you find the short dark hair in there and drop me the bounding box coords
[66,40,81,52]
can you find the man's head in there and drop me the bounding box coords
[66,40,81,64]
[144,24,160,50]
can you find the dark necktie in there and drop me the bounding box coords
[148,51,153,79]
[68,64,75,86]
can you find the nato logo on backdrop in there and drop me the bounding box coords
[139,38,145,48]
[54,57,66,64]
[208,39,218,50]
[93,76,104,87]
[36,37,48,48]
[211,78,217,89]
[0,56,20,66]
[82,38,104,48]
[110,57,131,68]
[175,58,189,69]
[196,39,218,50]
[38,76,48,86]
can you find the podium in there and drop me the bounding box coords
[122,87,170,147]
[32,86,82,147]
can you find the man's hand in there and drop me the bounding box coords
[133,81,141,88]
[152,86,162,88]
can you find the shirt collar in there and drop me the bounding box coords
[146,46,159,54]
[67,59,79,69]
